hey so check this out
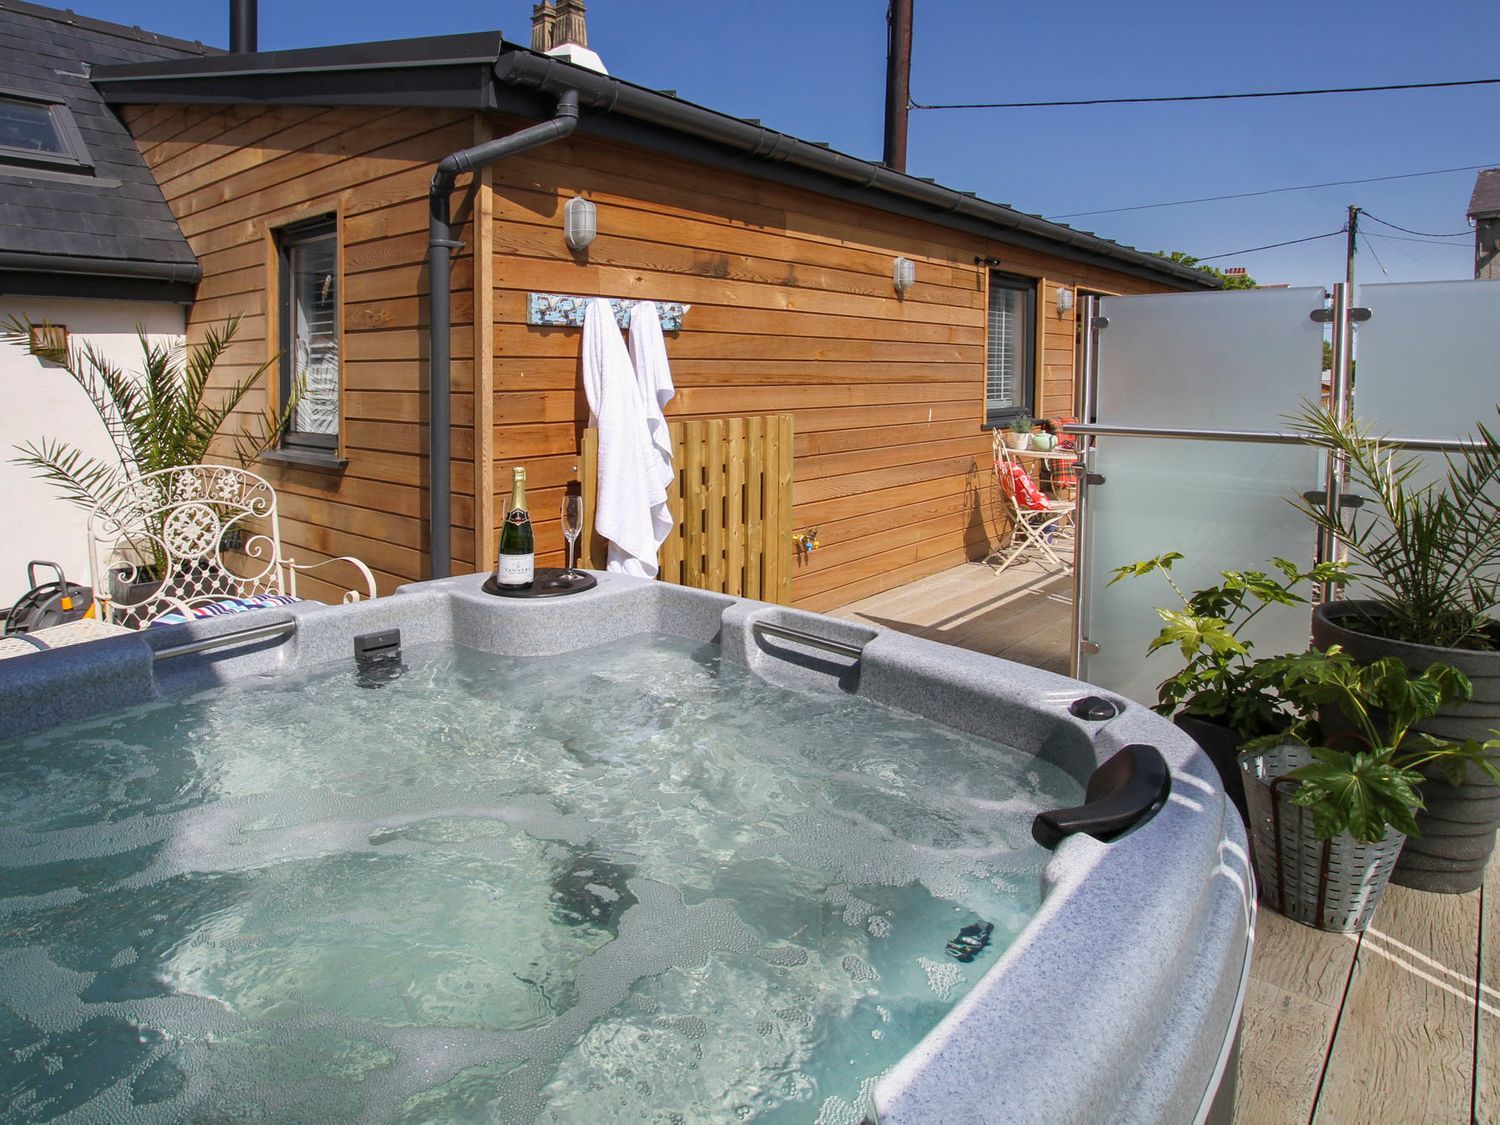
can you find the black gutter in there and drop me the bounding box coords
[426,88,580,580]
[0,250,199,286]
[491,51,1215,291]
[93,31,505,83]
[0,271,196,304]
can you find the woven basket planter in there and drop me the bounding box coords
[1242,744,1405,933]
[1312,600,1500,894]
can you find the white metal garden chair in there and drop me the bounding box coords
[87,465,376,628]
[990,432,1076,578]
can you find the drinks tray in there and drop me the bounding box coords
[481,568,598,598]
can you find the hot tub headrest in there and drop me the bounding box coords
[1031,744,1172,850]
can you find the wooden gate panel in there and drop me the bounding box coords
[579,414,793,603]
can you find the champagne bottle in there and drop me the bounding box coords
[496,466,535,588]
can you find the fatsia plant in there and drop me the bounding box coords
[1108,552,1348,737]
[2,314,295,517]
[1291,402,1500,651]
[1249,648,1500,842]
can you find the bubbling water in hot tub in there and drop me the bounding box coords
[0,633,1081,1121]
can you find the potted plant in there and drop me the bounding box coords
[3,315,297,602]
[1293,403,1500,892]
[1109,553,1347,823]
[1241,648,1499,931]
[1004,413,1032,450]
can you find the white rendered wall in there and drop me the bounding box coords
[0,297,185,609]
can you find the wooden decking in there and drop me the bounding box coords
[828,557,1073,674]
[830,561,1500,1124]
[1240,870,1499,1124]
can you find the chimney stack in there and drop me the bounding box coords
[530,0,607,74]
[554,0,588,48]
[530,2,556,52]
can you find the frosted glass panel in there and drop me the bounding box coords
[1354,280,1500,438]
[1342,280,1500,601]
[1081,439,1322,705]
[1080,287,1326,703]
[1095,287,1327,428]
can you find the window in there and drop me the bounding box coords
[0,89,93,173]
[985,272,1037,425]
[276,216,341,454]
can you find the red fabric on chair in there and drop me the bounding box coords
[1007,464,1052,511]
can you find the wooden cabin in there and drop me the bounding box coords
[92,28,1214,612]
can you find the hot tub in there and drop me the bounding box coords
[0,573,1251,1123]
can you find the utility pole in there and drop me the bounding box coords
[883,0,913,172]
[1344,204,1360,294]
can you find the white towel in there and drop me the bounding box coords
[627,301,677,555]
[581,299,667,577]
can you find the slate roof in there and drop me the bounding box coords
[0,1,212,297]
[1469,169,1500,220]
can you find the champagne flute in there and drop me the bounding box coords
[561,493,583,579]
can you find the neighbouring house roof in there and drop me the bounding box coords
[91,31,1220,292]
[1469,169,1500,220]
[0,0,211,301]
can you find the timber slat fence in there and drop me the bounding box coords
[580,414,794,603]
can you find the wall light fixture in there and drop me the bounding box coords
[893,256,916,294]
[564,195,597,251]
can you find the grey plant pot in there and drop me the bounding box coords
[1311,600,1500,894]
[1173,714,1249,828]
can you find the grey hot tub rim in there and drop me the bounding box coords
[0,571,1252,1125]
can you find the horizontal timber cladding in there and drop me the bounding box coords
[122,102,1185,608]
[487,121,1175,609]
[122,102,487,593]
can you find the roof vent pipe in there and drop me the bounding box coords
[426,89,581,580]
[229,0,257,53]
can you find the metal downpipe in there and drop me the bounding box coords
[427,89,579,579]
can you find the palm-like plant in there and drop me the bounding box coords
[1292,402,1500,651]
[3,314,294,519]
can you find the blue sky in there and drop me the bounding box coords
[79,0,1493,287]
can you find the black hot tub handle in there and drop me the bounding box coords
[1031,744,1172,850]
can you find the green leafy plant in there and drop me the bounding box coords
[1109,552,1348,737]
[1291,402,1500,650]
[1249,648,1500,842]
[2,314,295,518]
[1008,413,1032,434]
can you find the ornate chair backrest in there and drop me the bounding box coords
[87,465,286,628]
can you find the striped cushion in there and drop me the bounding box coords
[149,594,299,627]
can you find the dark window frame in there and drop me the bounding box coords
[275,214,342,456]
[0,86,94,173]
[983,270,1038,428]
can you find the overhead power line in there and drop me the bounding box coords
[911,76,1500,111]
[1360,233,1390,277]
[1359,211,1474,238]
[1047,162,1498,220]
[1362,231,1471,247]
[1195,229,1347,262]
